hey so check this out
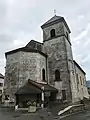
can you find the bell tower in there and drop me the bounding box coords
[41,15,71,42]
[41,15,78,102]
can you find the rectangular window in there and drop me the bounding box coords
[0,83,3,87]
[76,74,79,84]
[0,90,2,94]
[83,78,86,86]
[42,69,45,81]
[80,76,82,85]
[62,90,66,100]
[76,74,79,91]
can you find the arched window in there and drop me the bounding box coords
[50,29,55,38]
[42,68,45,81]
[55,69,61,81]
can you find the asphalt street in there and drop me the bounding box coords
[0,107,54,120]
[0,107,90,120]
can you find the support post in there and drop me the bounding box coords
[41,86,44,108]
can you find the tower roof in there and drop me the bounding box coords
[41,15,71,33]
[42,15,62,26]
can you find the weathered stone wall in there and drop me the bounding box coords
[65,37,79,102]
[42,19,81,102]
[74,63,89,100]
[43,22,64,41]
[19,51,47,85]
[5,51,46,100]
[42,20,73,102]
[43,36,72,101]
[63,22,71,42]
[5,52,21,100]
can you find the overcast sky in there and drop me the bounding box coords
[0,0,90,80]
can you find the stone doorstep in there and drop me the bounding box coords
[16,108,28,111]
[59,110,85,120]
[15,106,42,111]
[58,105,72,115]
[58,104,84,116]
[58,104,90,119]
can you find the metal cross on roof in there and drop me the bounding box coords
[54,9,56,15]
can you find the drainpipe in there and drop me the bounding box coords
[41,86,44,108]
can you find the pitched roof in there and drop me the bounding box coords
[15,79,57,95]
[42,15,62,26]
[26,40,43,46]
[15,82,41,95]
[73,60,86,75]
[25,40,43,52]
[0,73,4,79]
[41,15,71,33]
[28,79,58,92]
[5,40,47,58]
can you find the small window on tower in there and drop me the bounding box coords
[50,29,55,38]
[66,32,68,40]
[42,68,45,81]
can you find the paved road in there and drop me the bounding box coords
[0,107,90,120]
[0,107,54,120]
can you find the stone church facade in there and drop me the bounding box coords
[4,15,89,105]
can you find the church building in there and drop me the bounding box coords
[4,15,89,107]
